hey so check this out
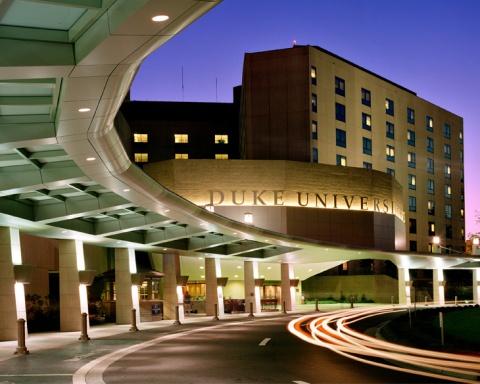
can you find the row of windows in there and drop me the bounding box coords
[408,220,458,240]
[310,68,463,141]
[410,201,464,219]
[134,133,230,144]
[134,153,229,162]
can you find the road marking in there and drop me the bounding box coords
[292,381,310,384]
[258,338,271,346]
[0,374,72,377]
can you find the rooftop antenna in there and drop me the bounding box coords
[215,77,218,102]
[181,65,184,101]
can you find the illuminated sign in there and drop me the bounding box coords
[208,190,405,221]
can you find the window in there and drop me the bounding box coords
[459,130,463,143]
[361,88,371,106]
[428,222,435,236]
[426,158,434,174]
[386,145,395,162]
[460,150,463,162]
[386,168,395,177]
[362,113,371,130]
[427,179,435,194]
[444,144,451,159]
[407,108,415,124]
[363,161,372,170]
[362,137,372,155]
[335,76,345,96]
[409,241,417,252]
[310,66,317,85]
[460,208,464,217]
[336,128,346,148]
[385,98,394,115]
[335,102,345,122]
[426,137,434,153]
[407,130,415,146]
[214,134,229,144]
[445,184,452,198]
[427,200,435,216]
[444,164,451,178]
[215,154,228,160]
[386,122,394,139]
[443,123,451,139]
[312,147,318,163]
[408,174,416,190]
[311,121,318,140]
[426,115,433,131]
[134,153,148,163]
[445,204,452,219]
[311,93,317,113]
[174,134,188,143]
[133,133,148,143]
[409,218,417,234]
[175,153,188,159]
[446,225,453,239]
[336,154,346,167]
[408,196,416,212]
[408,152,416,168]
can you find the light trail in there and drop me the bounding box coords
[288,306,480,383]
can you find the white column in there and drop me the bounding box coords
[0,227,26,341]
[205,257,224,317]
[281,263,295,311]
[244,260,261,314]
[115,248,140,325]
[473,269,480,305]
[397,267,411,306]
[163,253,184,321]
[433,269,445,306]
[59,239,89,331]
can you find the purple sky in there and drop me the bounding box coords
[131,0,480,236]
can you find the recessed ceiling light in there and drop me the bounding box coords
[233,232,237,235]
[61,230,68,234]
[123,188,130,192]
[236,266,242,269]
[78,107,91,113]
[198,257,203,260]
[267,266,271,270]
[234,275,238,278]
[200,266,204,270]
[152,14,169,22]
[164,209,170,213]
[86,157,96,161]
[308,269,312,272]
[163,248,167,251]
[260,275,265,278]
[200,275,205,279]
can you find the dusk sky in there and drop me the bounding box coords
[131,0,480,236]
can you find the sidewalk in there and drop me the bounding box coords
[0,303,370,362]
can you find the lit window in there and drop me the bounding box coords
[445,184,452,198]
[134,153,148,163]
[385,98,394,116]
[407,130,415,146]
[362,113,371,130]
[386,145,395,162]
[408,174,416,190]
[311,93,317,113]
[386,122,394,139]
[427,200,435,215]
[214,134,229,144]
[175,153,188,159]
[133,133,148,143]
[444,164,451,178]
[428,222,435,236]
[311,121,318,140]
[459,131,463,143]
[335,76,345,96]
[426,116,433,131]
[460,208,464,217]
[311,66,317,85]
[215,154,228,160]
[174,134,188,143]
[336,154,347,167]
[408,152,416,168]
[407,108,415,124]
[361,88,371,107]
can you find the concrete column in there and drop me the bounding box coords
[397,267,411,306]
[281,263,295,311]
[433,269,445,305]
[0,227,26,341]
[205,257,224,316]
[163,253,184,321]
[59,240,88,331]
[115,248,140,325]
[244,260,261,314]
[473,269,480,305]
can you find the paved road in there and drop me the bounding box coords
[0,314,444,384]
[103,315,439,384]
